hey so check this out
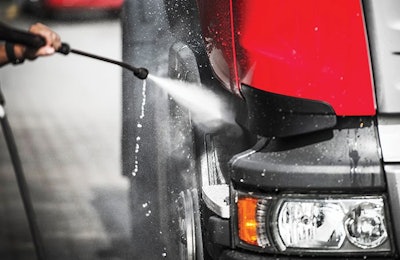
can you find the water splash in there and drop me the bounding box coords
[132,79,147,177]
[139,78,147,119]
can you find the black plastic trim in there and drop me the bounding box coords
[208,216,230,247]
[230,117,385,192]
[241,84,337,137]
[219,250,395,260]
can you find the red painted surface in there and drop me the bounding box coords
[197,0,240,95]
[198,0,375,116]
[45,0,123,9]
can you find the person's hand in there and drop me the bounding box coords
[15,23,61,60]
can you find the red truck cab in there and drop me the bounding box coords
[122,0,400,259]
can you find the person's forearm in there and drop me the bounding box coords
[0,44,9,67]
[0,43,26,67]
[0,23,60,67]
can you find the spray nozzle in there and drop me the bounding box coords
[133,68,149,80]
[57,43,71,55]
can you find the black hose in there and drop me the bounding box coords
[0,93,45,260]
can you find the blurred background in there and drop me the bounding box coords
[0,1,132,259]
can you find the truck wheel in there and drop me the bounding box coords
[121,0,174,258]
[126,44,204,259]
[177,189,202,260]
[121,0,204,258]
[157,44,205,257]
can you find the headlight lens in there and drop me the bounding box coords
[277,200,346,249]
[236,194,391,255]
[345,201,387,249]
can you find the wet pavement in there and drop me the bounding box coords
[0,9,132,260]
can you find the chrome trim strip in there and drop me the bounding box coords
[200,135,230,218]
[384,164,400,252]
[378,117,400,162]
[364,0,400,113]
[202,184,230,219]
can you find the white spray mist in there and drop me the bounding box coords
[148,74,234,131]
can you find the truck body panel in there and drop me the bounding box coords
[197,0,376,116]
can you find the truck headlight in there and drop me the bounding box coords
[277,200,346,249]
[236,194,392,255]
[345,201,388,249]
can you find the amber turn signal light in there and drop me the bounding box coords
[237,197,259,245]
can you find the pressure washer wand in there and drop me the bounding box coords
[56,43,149,80]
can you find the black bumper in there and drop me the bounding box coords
[219,250,396,260]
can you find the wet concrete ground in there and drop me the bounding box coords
[0,8,132,260]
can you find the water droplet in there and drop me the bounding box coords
[142,202,148,208]
[314,26,319,31]
[133,158,139,175]
[145,210,152,217]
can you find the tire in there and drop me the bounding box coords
[121,0,184,258]
[123,38,205,258]
[163,41,206,259]
[122,0,207,256]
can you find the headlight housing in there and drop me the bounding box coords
[235,193,392,256]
